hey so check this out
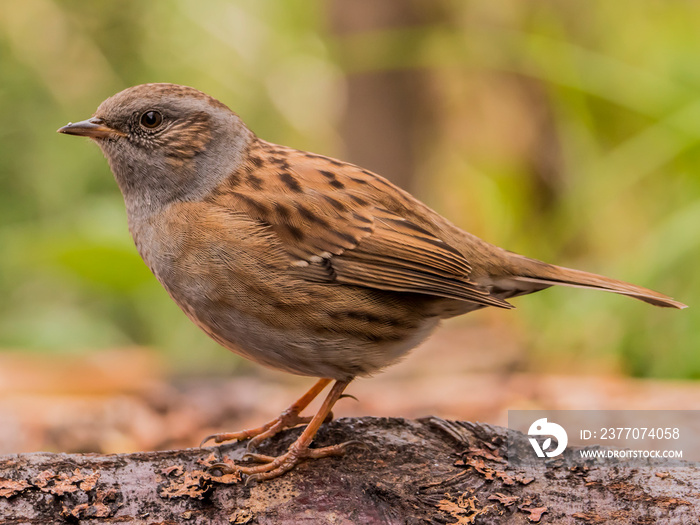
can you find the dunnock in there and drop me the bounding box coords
[58,83,686,480]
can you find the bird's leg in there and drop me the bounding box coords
[200,378,332,448]
[216,380,353,482]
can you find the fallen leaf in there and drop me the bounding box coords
[61,502,112,519]
[519,505,547,522]
[572,512,605,523]
[0,478,32,498]
[161,465,184,477]
[488,493,519,507]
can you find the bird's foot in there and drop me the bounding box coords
[204,379,352,481]
[200,409,314,449]
[211,439,361,482]
[200,378,334,448]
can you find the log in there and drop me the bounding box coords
[0,417,697,524]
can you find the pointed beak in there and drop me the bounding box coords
[57,117,125,139]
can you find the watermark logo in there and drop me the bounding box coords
[509,410,695,468]
[528,418,568,458]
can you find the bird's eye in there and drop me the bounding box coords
[140,110,163,129]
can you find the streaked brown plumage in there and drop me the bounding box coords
[58,83,686,480]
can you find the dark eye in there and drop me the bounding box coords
[140,110,163,129]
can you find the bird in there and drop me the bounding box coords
[58,83,686,481]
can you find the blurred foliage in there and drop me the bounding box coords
[0,1,696,378]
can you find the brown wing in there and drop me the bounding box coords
[205,141,513,309]
[328,208,512,307]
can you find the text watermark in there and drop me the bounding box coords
[507,410,700,468]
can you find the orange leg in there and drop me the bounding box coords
[200,378,332,448]
[211,379,354,482]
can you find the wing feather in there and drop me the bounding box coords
[205,141,513,309]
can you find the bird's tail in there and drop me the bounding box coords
[497,254,687,309]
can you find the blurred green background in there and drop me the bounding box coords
[0,0,696,378]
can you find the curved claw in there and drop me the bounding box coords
[244,440,257,454]
[339,440,370,451]
[200,434,218,447]
[338,393,360,403]
[200,432,242,447]
[245,472,264,485]
[241,452,275,464]
[303,439,368,459]
[207,462,237,475]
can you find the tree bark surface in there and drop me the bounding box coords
[0,417,697,524]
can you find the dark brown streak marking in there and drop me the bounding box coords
[322,195,347,212]
[349,195,369,206]
[372,176,395,190]
[225,172,242,189]
[296,204,330,228]
[365,332,403,343]
[340,310,412,329]
[249,156,264,168]
[270,157,291,170]
[274,202,291,220]
[246,174,264,190]
[286,225,304,241]
[329,230,358,245]
[229,192,268,216]
[279,172,303,193]
[318,170,346,189]
[327,311,409,340]
[352,212,372,223]
[381,217,434,237]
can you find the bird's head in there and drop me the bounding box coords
[58,83,253,213]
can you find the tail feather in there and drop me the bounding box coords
[503,256,687,309]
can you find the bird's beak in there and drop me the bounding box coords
[57,117,125,139]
